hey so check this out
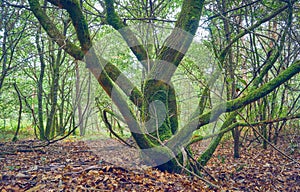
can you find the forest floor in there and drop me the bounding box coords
[0,135,299,191]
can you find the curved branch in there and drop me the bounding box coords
[103,109,135,148]
[167,59,300,149]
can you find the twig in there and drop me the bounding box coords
[103,109,136,148]
[185,149,217,182]
[63,165,103,176]
[237,111,300,166]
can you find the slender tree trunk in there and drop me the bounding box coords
[0,28,7,91]
[261,98,268,149]
[12,83,22,142]
[35,26,46,140]
[45,48,61,139]
[75,61,84,136]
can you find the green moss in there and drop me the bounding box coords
[62,1,91,52]
[176,0,205,34]
[143,79,178,142]
[28,0,84,60]
[198,111,238,166]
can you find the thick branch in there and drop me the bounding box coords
[149,0,205,82]
[167,59,300,149]
[48,0,92,53]
[190,113,300,144]
[28,0,84,59]
[104,0,148,68]
[47,0,91,52]
[28,0,143,107]
[84,49,154,149]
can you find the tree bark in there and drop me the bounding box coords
[28,0,300,174]
[12,83,22,142]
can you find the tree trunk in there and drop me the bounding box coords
[143,79,178,142]
[75,62,85,136]
[35,26,46,140]
[28,0,300,174]
[12,83,22,142]
[45,44,61,139]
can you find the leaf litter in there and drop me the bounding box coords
[0,135,299,191]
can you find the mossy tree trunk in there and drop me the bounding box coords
[28,0,300,174]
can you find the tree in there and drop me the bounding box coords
[200,0,300,157]
[0,0,36,134]
[27,0,300,173]
[0,1,26,90]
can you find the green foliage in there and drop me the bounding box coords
[0,0,299,175]
[0,120,33,141]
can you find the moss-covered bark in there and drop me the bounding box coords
[86,49,155,151]
[47,0,91,52]
[45,46,61,139]
[28,0,144,108]
[168,59,300,153]
[104,0,148,68]
[143,79,178,142]
[35,27,46,140]
[28,0,84,60]
[29,0,300,175]
[149,0,205,82]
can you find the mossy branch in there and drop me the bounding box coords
[104,0,149,68]
[28,0,84,60]
[190,113,300,144]
[47,0,92,53]
[149,0,205,82]
[167,59,300,149]
[28,0,143,108]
